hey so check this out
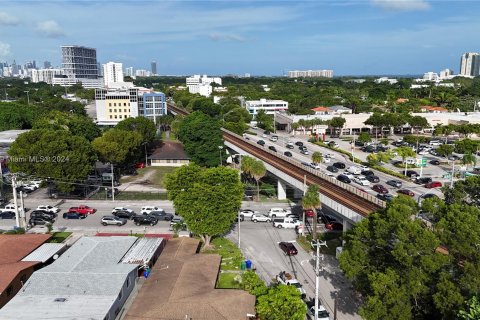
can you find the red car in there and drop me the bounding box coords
[372,184,388,194]
[279,242,298,256]
[325,221,343,231]
[304,209,315,218]
[68,205,96,215]
[425,181,442,188]
[397,189,415,197]
[135,162,146,169]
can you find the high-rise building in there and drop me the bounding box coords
[31,69,64,84]
[125,67,134,77]
[460,52,480,77]
[439,69,454,79]
[288,70,333,78]
[102,62,124,86]
[151,61,157,75]
[44,61,51,69]
[53,45,103,88]
[135,69,151,77]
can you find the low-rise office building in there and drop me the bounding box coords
[245,98,288,117]
[186,74,222,97]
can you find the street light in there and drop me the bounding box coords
[24,90,30,105]
[218,146,223,165]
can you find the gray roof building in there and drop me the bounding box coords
[0,236,140,320]
[21,243,66,263]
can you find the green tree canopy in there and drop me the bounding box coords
[165,164,243,247]
[92,129,143,165]
[358,132,372,144]
[302,184,321,239]
[8,129,96,191]
[458,296,480,320]
[256,285,307,320]
[0,102,43,130]
[33,110,100,141]
[256,109,274,131]
[115,116,156,143]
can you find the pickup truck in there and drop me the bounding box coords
[0,204,21,213]
[276,271,306,298]
[68,205,96,215]
[273,217,301,229]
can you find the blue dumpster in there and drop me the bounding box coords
[245,260,252,269]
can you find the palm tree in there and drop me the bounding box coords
[251,160,266,201]
[240,156,255,183]
[395,146,416,175]
[302,184,321,240]
[463,153,477,170]
[312,151,323,165]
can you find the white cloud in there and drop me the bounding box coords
[208,32,246,42]
[0,12,19,26]
[0,42,11,59]
[35,20,65,38]
[371,0,430,11]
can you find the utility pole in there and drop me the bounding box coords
[237,210,241,249]
[11,175,20,228]
[450,161,455,188]
[302,175,307,236]
[274,111,277,134]
[218,146,223,166]
[111,163,115,202]
[351,132,356,163]
[19,190,26,228]
[311,240,328,320]
[24,90,30,105]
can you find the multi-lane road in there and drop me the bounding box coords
[244,129,445,201]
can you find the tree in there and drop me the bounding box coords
[443,175,480,206]
[395,146,416,175]
[408,115,430,133]
[177,111,224,167]
[33,110,101,141]
[165,164,243,247]
[364,113,384,140]
[358,132,372,144]
[458,296,480,320]
[8,129,96,192]
[434,124,455,143]
[311,151,323,165]
[436,144,454,159]
[256,285,307,320]
[242,271,268,297]
[115,117,156,143]
[302,184,321,239]
[463,153,477,169]
[329,117,346,137]
[256,109,274,132]
[92,129,143,166]
[0,102,43,130]
[251,160,267,200]
[240,156,255,183]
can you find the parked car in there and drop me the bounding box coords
[306,303,330,320]
[135,162,146,169]
[429,159,441,165]
[29,216,53,227]
[0,211,15,219]
[63,211,86,219]
[141,206,162,215]
[257,140,265,146]
[170,216,184,226]
[239,209,258,219]
[425,181,442,188]
[101,216,127,226]
[251,213,271,223]
[268,208,292,218]
[113,210,136,220]
[268,146,277,152]
[279,242,298,256]
[30,210,56,220]
[326,165,338,173]
[429,140,442,146]
[68,205,96,215]
[333,162,346,169]
[365,175,380,183]
[36,205,60,214]
[353,176,370,186]
[325,221,343,231]
[148,210,174,221]
[284,151,292,157]
[372,184,388,194]
[304,209,315,217]
[337,174,351,184]
[318,213,337,224]
[377,193,394,202]
[397,189,415,197]
[420,193,439,200]
[112,207,134,214]
[133,215,158,226]
[386,180,402,188]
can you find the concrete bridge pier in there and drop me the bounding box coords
[277,179,287,200]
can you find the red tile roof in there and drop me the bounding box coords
[311,106,331,112]
[421,105,448,112]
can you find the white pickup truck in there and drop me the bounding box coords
[273,218,301,229]
[268,207,292,218]
[276,271,306,298]
[0,204,21,212]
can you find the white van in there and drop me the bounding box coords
[347,166,362,175]
[268,208,292,218]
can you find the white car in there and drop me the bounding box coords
[273,218,302,229]
[324,153,335,159]
[309,163,320,170]
[112,207,134,214]
[239,209,258,219]
[429,140,442,146]
[322,157,331,163]
[268,208,292,218]
[269,135,278,142]
[36,205,60,214]
[343,172,355,180]
[251,214,271,223]
[353,176,371,186]
[323,171,334,177]
[29,181,42,188]
[141,206,162,215]
[307,305,330,320]
[347,166,362,175]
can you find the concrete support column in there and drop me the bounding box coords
[277,179,287,200]
[293,187,304,199]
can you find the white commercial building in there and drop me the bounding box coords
[288,70,333,78]
[440,69,454,79]
[375,77,398,84]
[245,98,288,117]
[460,52,480,77]
[186,74,222,97]
[135,69,151,77]
[31,69,63,84]
[422,72,439,81]
[102,62,124,86]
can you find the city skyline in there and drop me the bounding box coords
[0,1,479,75]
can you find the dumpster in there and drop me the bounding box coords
[246,260,252,269]
[241,261,246,271]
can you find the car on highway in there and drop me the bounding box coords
[347,166,362,175]
[365,174,380,183]
[295,141,304,146]
[36,205,60,214]
[101,216,127,226]
[353,176,370,186]
[286,143,294,149]
[279,242,298,256]
[328,141,339,148]
[140,206,162,215]
[324,153,335,159]
[372,184,388,194]
[377,193,394,202]
[133,215,158,226]
[63,211,86,219]
[361,170,374,176]
[397,189,415,197]
[0,211,15,219]
[402,170,418,178]
[257,140,265,146]
[415,177,432,185]
[386,179,402,188]
[239,209,258,219]
[112,207,134,214]
[326,165,338,173]
[429,159,441,165]
[337,174,351,184]
[300,149,309,155]
[284,151,292,157]
[425,181,442,188]
[113,210,136,220]
[322,157,331,163]
[268,146,277,152]
[269,135,278,142]
[148,210,174,221]
[333,162,346,169]
[251,213,271,223]
[309,163,320,170]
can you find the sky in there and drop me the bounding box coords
[0,0,479,76]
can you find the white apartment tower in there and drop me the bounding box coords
[102,62,124,86]
[31,69,64,84]
[288,70,334,78]
[186,75,222,97]
[460,52,480,77]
